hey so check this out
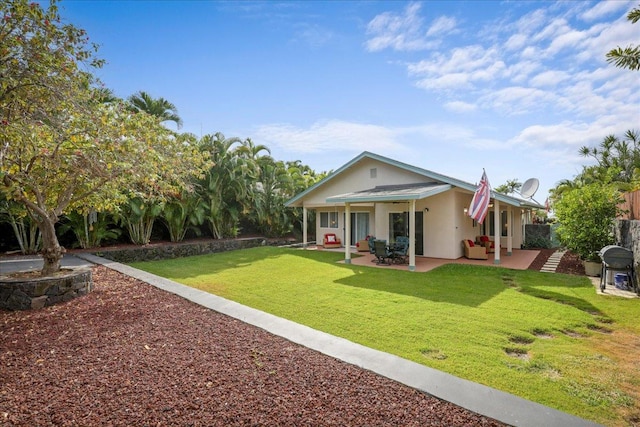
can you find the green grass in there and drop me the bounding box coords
[131,247,640,426]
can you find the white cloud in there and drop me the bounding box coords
[504,33,527,51]
[515,8,548,34]
[479,86,559,115]
[426,16,457,37]
[254,120,404,154]
[387,1,639,125]
[444,100,477,113]
[408,45,506,91]
[415,72,471,90]
[504,60,542,83]
[529,70,570,87]
[533,18,570,44]
[365,2,432,52]
[580,0,632,22]
[545,28,585,55]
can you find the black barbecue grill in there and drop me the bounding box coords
[599,245,637,294]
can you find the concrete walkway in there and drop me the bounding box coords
[341,248,539,272]
[70,252,598,427]
[0,254,94,275]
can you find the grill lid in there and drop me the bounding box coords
[599,245,633,268]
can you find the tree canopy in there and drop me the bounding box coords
[0,0,208,274]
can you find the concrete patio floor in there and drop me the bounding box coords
[317,247,540,272]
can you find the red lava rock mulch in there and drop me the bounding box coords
[0,266,506,426]
[527,248,585,276]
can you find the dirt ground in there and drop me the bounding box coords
[527,248,586,275]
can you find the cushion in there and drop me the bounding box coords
[467,240,475,247]
[326,235,336,243]
[480,235,489,242]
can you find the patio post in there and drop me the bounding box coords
[409,199,416,271]
[344,202,351,264]
[303,206,308,248]
[507,205,513,255]
[494,200,501,264]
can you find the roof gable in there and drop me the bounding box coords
[285,151,543,209]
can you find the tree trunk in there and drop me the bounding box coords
[38,215,65,276]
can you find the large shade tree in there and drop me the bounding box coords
[0,0,207,274]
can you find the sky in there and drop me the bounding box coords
[56,0,639,202]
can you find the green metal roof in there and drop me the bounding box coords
[326,183,453,203]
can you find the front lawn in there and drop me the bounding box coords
[131,247,639,426]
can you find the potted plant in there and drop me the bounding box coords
[553,184,621,277]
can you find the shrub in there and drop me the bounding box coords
[554,184,621,261]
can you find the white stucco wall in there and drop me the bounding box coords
[302,157,435,207]
[305,155,534,258]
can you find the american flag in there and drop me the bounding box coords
[468,170,491,223]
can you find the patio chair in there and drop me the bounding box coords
[391,236,409,264]
[367,236,377,253]
[374,240,394,265]
[323,233,342,249]
[463,239,488,260]
[368,235,377,261]
[476,235,495,253]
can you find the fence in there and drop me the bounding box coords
[618,190,640,220]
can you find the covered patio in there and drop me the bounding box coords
[326,247,541,273]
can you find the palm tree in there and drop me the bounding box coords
[127,91,183,129]
[606,5,640,71]
[93,87,119,104]
[199,133,251,238]
[236,137,271,161]
[250,158,294,236]
[579,130,640,188]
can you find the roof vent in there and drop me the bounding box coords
[370,168,377,178]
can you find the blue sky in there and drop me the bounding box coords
[58,0,639,201]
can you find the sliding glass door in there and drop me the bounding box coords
[389,211,423,255]
[349,212,370,243]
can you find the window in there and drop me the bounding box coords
[320,212,338,228]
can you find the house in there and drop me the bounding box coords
[285,152,544,271]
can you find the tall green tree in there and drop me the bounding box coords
[0,0,208,274]
[494,179,522,196]
[578,130,640,191]
[160,191,206,242]
[127,91,183,129]
[606,4,640,71]
[251,158,294,236]
[554,184,621,261]
[199,133,252,239]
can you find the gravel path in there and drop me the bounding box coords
[1,266,506,426]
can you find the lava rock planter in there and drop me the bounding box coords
[0,268,93,311]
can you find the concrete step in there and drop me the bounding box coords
[539,250,566,273]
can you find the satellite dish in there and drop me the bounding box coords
[520,178,539,199]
